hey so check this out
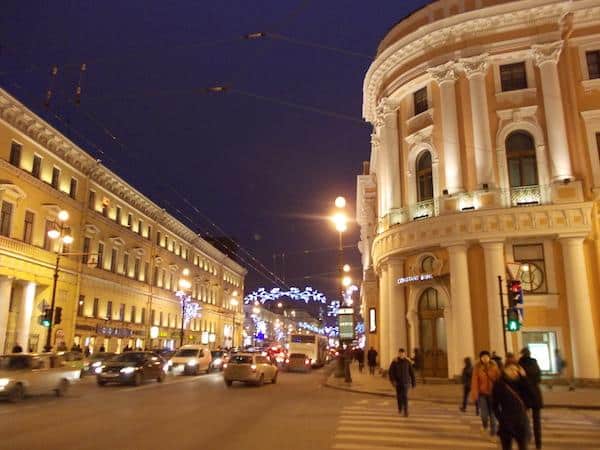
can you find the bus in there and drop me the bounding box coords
[288,333,328,367]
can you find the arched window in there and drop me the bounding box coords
[506,131,538,187]
[418,288,443,312]
[416,151,433,201]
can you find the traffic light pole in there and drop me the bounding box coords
[44,253,61,352]
[497,275,508,356]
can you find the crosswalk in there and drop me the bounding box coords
[332,399,600,449]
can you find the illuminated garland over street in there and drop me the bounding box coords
[244,287,328,305]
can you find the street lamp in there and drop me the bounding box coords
[44,210,73,352]
[230,296,239,349]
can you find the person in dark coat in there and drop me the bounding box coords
[388,348,416,416]
[460,357,474,412]
[492,362,533,450]
[519,348,543,450]
[355,347,365,373]
[367,347,378,375]
[491,351,503,370]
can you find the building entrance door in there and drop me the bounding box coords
[418,288,448,378]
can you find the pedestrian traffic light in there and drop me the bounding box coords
[54,306,62,325]
[507,279,524,308]
[506,308,521,332]
[40,307,52,327]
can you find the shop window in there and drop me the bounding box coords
[416,151,433,202]
[500,62,527,91]
[413,87,428,115]
[93,298,99,318]
[51,167,60,189]
[69,178,78,199]
[586,50,600,80]
[522,331,558,373]
[23,210,34,244]
[9,142,21,167]
[506,131,538,187]
[513,244,547,293]
[32,155,42,178]
[0,202,13,237]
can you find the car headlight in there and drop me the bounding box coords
[120,366,137,374]
[92,361,102,367]
[0,378,10,388]
[186,359,198,366]
[94,366,104,374]
[213,358,222,365]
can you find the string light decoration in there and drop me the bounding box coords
[176,291,201,326]
[244,287,328,305]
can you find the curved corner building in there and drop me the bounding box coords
[356,0,600,381]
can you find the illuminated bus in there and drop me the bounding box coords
[288,333,328,367]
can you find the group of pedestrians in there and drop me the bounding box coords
[464,348,543,450]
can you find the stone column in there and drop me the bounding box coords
[461,54,495,188]
[16,282,36,350]
[375,98,402,217]
[0,277,13,354]
[532,41,573,182]
[481,241,511,356]
[447,243,475,375]
[371,134,386,218]
[378,263,391,368]
[387,257,407,356]
[428,61,463,194]
[559,236,600,379]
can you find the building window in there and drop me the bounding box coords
[0,202,13,237]
[51,167,60,189]
[513,244,547,293]
[32,155,42,178]
[82,237,91,264]
[500,62,527,92]
[506,131,538,187]
[101,203,108,217]
[151,309,156,326]
[146,225,152,240]
[43,220,55,250]
[134,257,141,280]
[596,132,600,162]
[77,295,85,317]
[97,242,104,268]
[141,308,146,325]
[88,190,96,210]
[413,87,428,115]
[137,219,142,235]
[153,266,159,286]
[586,50,600,80]
[115,206,122,224]
[69,178,78,199]
[93,298,99,318]
[127,213,133,228]
[123,253,129,276]
[144,261,150,283]
[106,301,113,320]
[62,226,72,253]
[9,142,22,167]
[130,306,136,323]
[119,303,126,321]
[156,231,161,246]
[23,210,34,244]
[161,270,166,288]
[110,248,118,273]
[416,151,433,202]
[159,311,164,327]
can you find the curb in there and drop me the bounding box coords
[323,379,600,410]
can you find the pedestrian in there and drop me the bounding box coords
[343,346,353,383]
[12,343,23,353]
[459,357,473,412]
[356,347,365,373]
[71,343,78,352]
[505,352,518,367]
[388,348,416,417]
[367,346,378,375]
[491,351,503,370]
[519,347,543,450]
[492,362,532,450]
[84,346,91,357]
[99,345,105,352]
[471,350,501,437]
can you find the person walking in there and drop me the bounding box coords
[367,346,378,375]
[519,348,543,450]
[356,347,365,373]
[471,350,501,437]
[388,348,416,417]
[491,351,503,370]
[460,357,474,412]
[493,362,533,450]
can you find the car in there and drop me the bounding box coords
[81,352,116,376]
[209,351,227,371]
[0,353,80,402]
[168,345,211,375]
[96,352,166,386]
[285,353,311,373]
[223,353,278,387]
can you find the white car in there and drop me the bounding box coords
[223,353,278,386]
[0,353,80,402]
[168,345,212,375]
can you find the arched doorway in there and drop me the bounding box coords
[418,288,448,378]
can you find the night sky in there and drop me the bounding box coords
[1,1,430,306]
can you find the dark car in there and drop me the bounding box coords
[81,352,116,376]
[96,352,166,386]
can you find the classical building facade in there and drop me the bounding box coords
[357,0,600,381]
[0,87,246,354]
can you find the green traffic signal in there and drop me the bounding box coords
[506,308,521,332]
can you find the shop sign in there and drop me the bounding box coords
[96,324,133,338]
[201,331,209,344]
[150,326,159,339]
[397,274,433,285]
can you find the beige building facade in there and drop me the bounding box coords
[357,0,600,381]
[0,88,246,354]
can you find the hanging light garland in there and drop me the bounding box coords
[244,286,328,305]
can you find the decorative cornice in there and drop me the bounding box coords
[427,61,457,85]
[531,40,564,66]
[0,183,26,201]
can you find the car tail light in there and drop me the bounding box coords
[251,364,257,372]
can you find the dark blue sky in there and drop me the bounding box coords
[1,0,430,301]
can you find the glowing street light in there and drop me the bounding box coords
[57,210,69,222]
[332,212,348,232]
[335,196,346,208]
[343,264,351,273]
[342,276,352,287]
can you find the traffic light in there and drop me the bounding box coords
[506,308,521,332]
[507,280,523,308]
[40,307,52,327]
[54,307,62,325]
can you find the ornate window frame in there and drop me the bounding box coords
[405,125,440,218]
[573,35,600,91]
[580,109,600,196]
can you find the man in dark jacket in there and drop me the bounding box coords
[388,348,416,416]
[367,347,378,375]
[519,347,543,449]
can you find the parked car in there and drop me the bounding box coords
[96,352,166,386]
[81,352,116,376]
[209,351,227,371]
[285,353,311,373]
[0,353,80,402]
[168,345,212,375]
[223,353,278,387]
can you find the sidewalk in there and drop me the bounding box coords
[324,364,600,409]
